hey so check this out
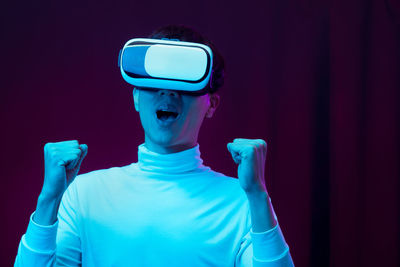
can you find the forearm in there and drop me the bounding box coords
[34,193,62,226]
[245,191,294,266]
[246,191,277,233]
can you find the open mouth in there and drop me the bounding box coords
[156,110,179,121]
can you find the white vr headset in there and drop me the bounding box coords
[118,38,213,95]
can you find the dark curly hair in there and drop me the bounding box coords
[148,25,225,94]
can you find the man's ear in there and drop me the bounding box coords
[132,88,139,112]
[205,93,220,118]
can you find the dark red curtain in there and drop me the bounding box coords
[1,1,399,266]
[329,1,400,266]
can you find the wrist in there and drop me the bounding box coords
[37,194,62,208]
[38,188,63,202]
[245,189,268,200]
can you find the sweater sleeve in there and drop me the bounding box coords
[235,223,294,267]
[14,212,58,267]
[14,181,83,266]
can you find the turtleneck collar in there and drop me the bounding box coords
[137,143,205,174]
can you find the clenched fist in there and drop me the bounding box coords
[40,140,88,200]
[227,138,267,194]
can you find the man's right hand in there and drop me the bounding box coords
[33,140,88,225]
[40,140,88,200]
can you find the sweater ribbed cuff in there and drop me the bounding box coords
[250,223,289,261]
[23,211,58,253]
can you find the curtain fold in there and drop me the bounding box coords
[329,0,400,266]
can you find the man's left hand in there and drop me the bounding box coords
[227,138,268,195]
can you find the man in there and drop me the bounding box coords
[15,25,294,266]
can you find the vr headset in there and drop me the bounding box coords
[118,38,213,95]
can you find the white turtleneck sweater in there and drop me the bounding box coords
[15,144,293,266]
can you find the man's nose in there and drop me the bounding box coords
[158,89,179,98]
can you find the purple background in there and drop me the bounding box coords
[1,0,399,266]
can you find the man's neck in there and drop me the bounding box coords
[144,139,197,154]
